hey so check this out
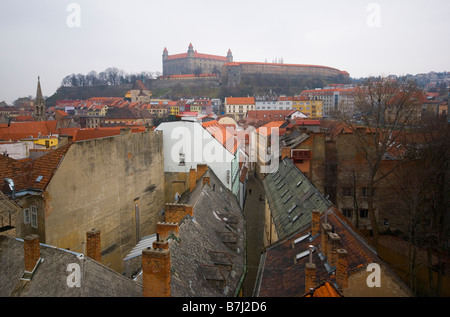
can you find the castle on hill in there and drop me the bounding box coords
[161,44,349,88]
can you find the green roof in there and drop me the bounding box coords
[263,157,332,239]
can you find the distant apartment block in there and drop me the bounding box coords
[292,96,323,119]
[225,97,255,120]
[300,84,356,117]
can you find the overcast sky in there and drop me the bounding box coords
[0,0,449,104]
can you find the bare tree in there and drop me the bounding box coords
[335,77,423,249]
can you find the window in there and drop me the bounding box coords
[342,187,353,197]
[362,187,375,198]
[359,209,368,218]
[30,205,38,228]
[179,153,185,166]
[342,208,352,218]
[24,208,30,224]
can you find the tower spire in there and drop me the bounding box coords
[34,76,45,121]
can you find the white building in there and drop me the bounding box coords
[156,120,241,200]
[255,96,293,111]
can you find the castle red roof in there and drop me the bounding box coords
[167,52,228,62]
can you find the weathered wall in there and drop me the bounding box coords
[42,129,164,273]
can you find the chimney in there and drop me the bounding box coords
[189,168,197,192]
[156,222,179,241]
[202,176,211,186]
[196,164,208,180]
[152,239,170,250]
[336,249,348,288]
[86,228,101,262]
[164,203,194,223]
[327,232,341,267]
[142,247,171,297]
[24,234,40,273]
[311,209,320,236]
[321,222,332,256]
[305,245,316,293]
[281,147,291,159]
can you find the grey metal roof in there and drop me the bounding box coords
[263,157,332,239]
[123,234,157,261]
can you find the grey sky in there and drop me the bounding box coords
[0,0,449,104]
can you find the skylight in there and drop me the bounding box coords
[287,204,298,214]
[296,180,302,187]
[36,176,43,183]
[283,195,292,204]
[296,246,315,260]
[294,233,309,244]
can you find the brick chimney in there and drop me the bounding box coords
[311,209,320,236]
[156,222,179,241]
[336,249,348,288]
[165,203,193,223]
[86,228,101,262]
[152,239,170,250]
[281,147,291,159]
[197,164,208,180]
[142,247,171,297]
[24,234,40,273]
[327,232,341,267]
[321,222,332,256]
[189,168,197,192]
[305,245,316,293]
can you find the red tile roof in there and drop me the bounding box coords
[0,121,58,141]
[246,110,297,120]
[29,143,72,191]
[304,282,342,297]
[201,120,238,154]
[166,52,228,62]
[225,97,255,105]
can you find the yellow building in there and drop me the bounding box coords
[292,97,323,118]
[169,104,179,116]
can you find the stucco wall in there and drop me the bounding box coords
[42,130,164,273]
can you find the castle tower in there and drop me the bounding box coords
[227,49,233,62]
[34,76,45,122]
[187,43,194,58]
[163,47,168,61]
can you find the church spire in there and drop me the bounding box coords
[34,76,45,121]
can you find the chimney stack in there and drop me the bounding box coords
[189,168,197,192]
[142,247,171,297]
[24,234,40,273]
[321,222,332,256]
[156,222,179,241]
[311,210,320,236]
[196,164,207,180]
[165,203,193,223]
[281,147,291,159]
[202,176,211,186]
[86,228,101,262]
[336,249,348,288]
[327,232,341,267]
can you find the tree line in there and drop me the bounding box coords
[60,67,162,87]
